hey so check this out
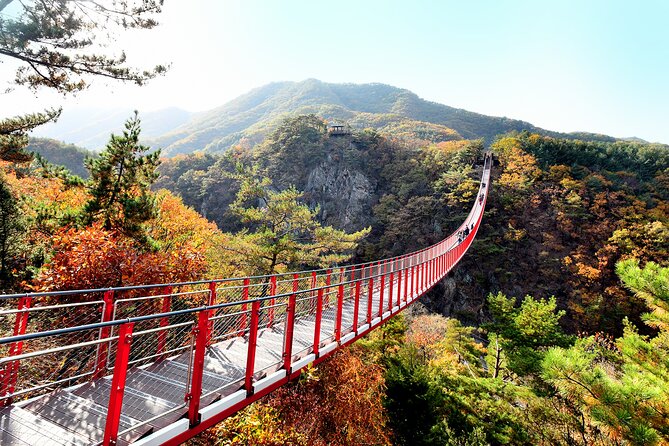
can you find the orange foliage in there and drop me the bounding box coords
[147,190,221,252]
[406,314,449,352]
[33,224,207,293]
[264,348,391,446]
[2,162,88,216]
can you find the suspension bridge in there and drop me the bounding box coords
[0,155,492,446]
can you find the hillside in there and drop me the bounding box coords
[151,79,620,156]
[25,138,96,178]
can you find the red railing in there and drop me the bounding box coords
[0,156,492,446]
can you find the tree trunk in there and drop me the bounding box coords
[493,335,502,379]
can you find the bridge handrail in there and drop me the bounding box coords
[0,156,489,302]
[0,154,492,434]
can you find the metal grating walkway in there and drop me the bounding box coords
[0,283,389,445]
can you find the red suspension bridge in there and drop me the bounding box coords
[0,155,492,446]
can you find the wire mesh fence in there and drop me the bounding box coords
[0,325,114,405]
[0,157,492,445]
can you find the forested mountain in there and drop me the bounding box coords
[25,137,96,178]
[150,79,622,156]
[32,80,642,157]
[156,115,669,333]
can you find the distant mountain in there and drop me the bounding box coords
[33,79,626,155]
[31,107,192,150]
[619,136,649,144]
[149,79,622,156]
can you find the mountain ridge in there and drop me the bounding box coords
[150,79,626,155]
[31,79,653,154]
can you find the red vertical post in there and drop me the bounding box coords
[396,260,402,307]
[283,291,297,371]
[410,263,415,301]
[335,283,344,342]
[292,273,299,313]
[403,265,409,304]
[352,279,361,331]
[366,272,374,325]
[156,286,173,360]
[310,271,317,313]
[418,262,422,293]
[324,270,332,307]
[388,270,394,312]
[378,262,385,318]
[103,322,134,446]
[207,282,217,346]
[431,256,435,283]
[313,288,324,356]
[422,256,425,290]
[239,278,250,334]
[414,265,419,298]
[0,296,32,406]
[187,311,209,428]
[267,276,277,328]
[245,300,260,394]
[428,258,432,287]
[429,255,432,285]
[94,290,115,380]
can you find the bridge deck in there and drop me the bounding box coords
[0,153,492,446]
[0,280,390,445]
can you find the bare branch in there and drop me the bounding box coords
[0,0,167,93]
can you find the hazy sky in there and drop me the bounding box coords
[1,0,668,142]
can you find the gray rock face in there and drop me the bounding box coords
[420,270,486,325]
[304,152,376,232]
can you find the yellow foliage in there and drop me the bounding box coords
[2,162,88,219]
[496,143,541,192]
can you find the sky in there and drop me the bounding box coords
[1,0,668,142]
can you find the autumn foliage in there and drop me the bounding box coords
[32,223,207,293]
[192,348,390,446]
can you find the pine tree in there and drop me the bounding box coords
[0,109,61,163]
[542,259,669,446]
[0,176,24,286]
[83,112,160,239]
[0,0,166,94]
[486,292,572,377]
[221,164,370,276]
